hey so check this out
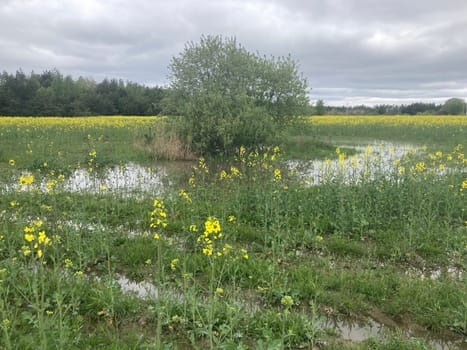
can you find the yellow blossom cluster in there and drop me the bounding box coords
[150,198,168,240]
[404,144,465,177]
[197,216,222,256]
[195,216,249,260]
[219,166,242,180]
[21,220,51,259]
[19,173,34,187]
[0,116,162,128]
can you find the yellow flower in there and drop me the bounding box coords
[189,224,198,232]
[19,173,34,186]
[153,233,160,240]
[37,249,43,258]
[215,287,224,295]
[228,215,236,223]
[230,166,241,177]
[9,200,17,207]
[170,258,179,271]
[24,226,34,233]
[274,169,281,181]
[38,231,50,245]
[202,247,213,256]
[240,249,249,260]
[22,246,31,256]
[24,234,35,242]
[414,162,425,172]
[9,159,15,166]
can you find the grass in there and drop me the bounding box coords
[0,115,466,349]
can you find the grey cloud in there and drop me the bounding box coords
[1,0,466,105]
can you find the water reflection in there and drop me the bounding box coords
[289,142,416,185]
[63,162,167,194]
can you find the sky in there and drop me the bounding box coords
[1,0,466,106]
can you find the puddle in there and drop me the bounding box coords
[289,142,417,186]
[325,316,466,350]
[114,272,465,349]
[1,163,169,195]
[405,265,464,281]
[115,274,263,314]
[62,163,168,194]
[117,274,168,300]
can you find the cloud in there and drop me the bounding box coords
[1,0,466,105]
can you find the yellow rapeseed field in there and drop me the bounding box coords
[306,115,467,126]
[0,116,162,128]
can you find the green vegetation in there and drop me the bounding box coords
[442,97,466,115]
[0,117,466,349]
[166,35,309,155]
[0,69,166,116]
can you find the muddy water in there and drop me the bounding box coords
[114,273,466,349]
[325,316,466,350]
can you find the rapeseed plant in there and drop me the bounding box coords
[150,198,168,240]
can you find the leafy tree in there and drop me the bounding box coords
[167,35,309,155]
[315,99,325,115]
[442,98,465,115]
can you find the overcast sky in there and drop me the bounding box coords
[1,0,466,106]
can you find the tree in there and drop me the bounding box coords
[315,99,325,115]
[167,35,309,155]
[442,98,465,115]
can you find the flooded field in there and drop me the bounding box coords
[1,116,465,349]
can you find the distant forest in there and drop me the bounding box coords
[0,69,464,116]
[0,69,166,116]
[323,102,459,116]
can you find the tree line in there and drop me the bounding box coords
[1,69,465,118]
[314,99,466,115]
[0,69,166,116]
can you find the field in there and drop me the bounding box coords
[0,115,466,349]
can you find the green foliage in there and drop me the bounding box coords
[167,35,309,155]
[442,97,466,115]
[0,69,166,116]
[315,99,325,115]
